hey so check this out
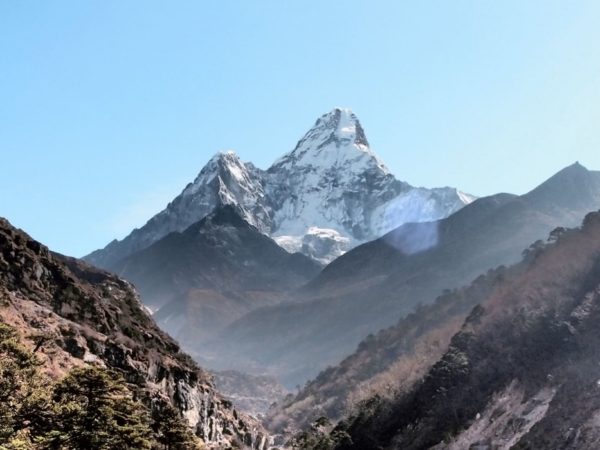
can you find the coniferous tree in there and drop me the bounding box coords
[151,403,204,450]
[0,322,202,450]
[0,323,47,449]
[38,366,153,450]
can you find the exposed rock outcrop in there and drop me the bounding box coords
[0,217,270,449]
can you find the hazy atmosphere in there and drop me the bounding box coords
[2,1,600,256]
[3,3,600,449]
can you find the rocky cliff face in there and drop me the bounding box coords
[0,217,270,449]
[86,108,473,267]
[214,370,289,418]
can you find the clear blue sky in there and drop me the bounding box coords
[2,1,600,257]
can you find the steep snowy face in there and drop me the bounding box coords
[267,108,408,243]
[270,108,386,173]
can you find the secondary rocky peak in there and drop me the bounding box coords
[524,161,600,211]
[204,149,240,168]
[212,149,238,160]
[183,204,252,237]
[167,148,272,233]
[537,161,589,184]
[184,150,248,194]
[554,160,587,175]
[198,204,251,230]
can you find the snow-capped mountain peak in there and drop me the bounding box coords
[184,150,248,195]
[85,108,475,268]
[270,108,388,175]
[176,150,270,231]
[265,108,407,245]
[298,107,369,149]
[180,150,270,231]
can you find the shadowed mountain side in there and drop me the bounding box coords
[266,264,519,434]
[207,163,600,387]
[111,205,322,343]
[326,211,600,450]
